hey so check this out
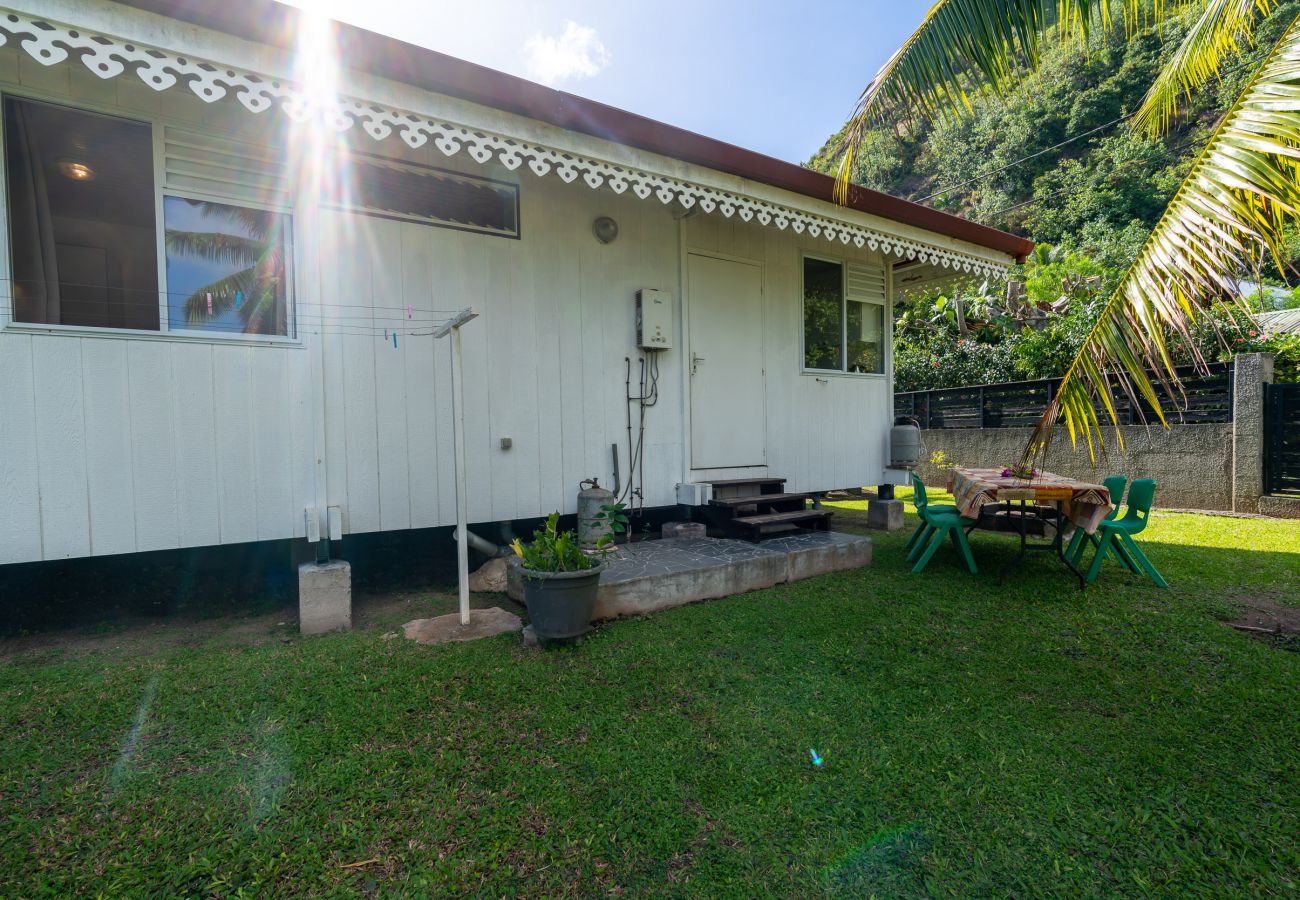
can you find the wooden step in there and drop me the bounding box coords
[705,477,786,488]
[709,492,809,509]
[706,477,786,500]
[728,509,832,542]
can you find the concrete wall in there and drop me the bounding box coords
[911,353,1278,515]
[915,423,1235,510]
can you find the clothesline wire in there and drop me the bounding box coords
[0,277,463,315]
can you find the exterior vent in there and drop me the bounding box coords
[846,262,887,304]
[325,153,520,239]
[162,125,291,206]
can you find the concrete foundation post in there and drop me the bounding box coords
[867,498,906,530]
[298,560,352,635]
[1232,353,1274,514]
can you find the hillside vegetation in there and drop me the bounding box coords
[810,4,1300,390]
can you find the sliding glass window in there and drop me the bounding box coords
[4,96,159,329]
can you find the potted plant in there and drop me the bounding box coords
[510,513,606,641]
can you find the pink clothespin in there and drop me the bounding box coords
[206,292,213,315]
[407,304,413,319]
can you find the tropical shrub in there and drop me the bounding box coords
[896,338,1020,391]
[510,513,602,573]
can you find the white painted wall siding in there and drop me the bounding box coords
[0,331,314,564]
[312,171,683,533]
[0,34,902,566]
[681,214,894,496]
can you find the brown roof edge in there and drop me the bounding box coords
[117,0,1033,262]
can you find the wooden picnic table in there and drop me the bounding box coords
[946,467,1115,588]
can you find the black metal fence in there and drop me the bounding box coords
[1264,381,1300,496]
[895,362,1235,430]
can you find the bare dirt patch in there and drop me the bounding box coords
[1225,592,1300,649]
[0,587,523,665]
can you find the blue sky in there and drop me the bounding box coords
[284,0,933,163]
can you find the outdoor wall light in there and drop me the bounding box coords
[56,158,95,181]
[592,215,619,244]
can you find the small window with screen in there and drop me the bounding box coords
[802,255,887,375]
[325,154,519,238]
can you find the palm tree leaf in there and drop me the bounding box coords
[833,0,1203,201]
[181,268,258,326]
[165,230,265,269]
[171,197,271,240]
[179,242,288,336]
[1024,14,1300,463]
[1133,0,1273,137]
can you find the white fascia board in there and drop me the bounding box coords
[9,0,1016,273]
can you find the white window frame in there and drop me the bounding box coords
[157,187,298,343]
[800,252,889,378]
[0,88,301,347]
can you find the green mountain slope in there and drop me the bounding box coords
[810,2,1300,267]
[807,3,1300,391]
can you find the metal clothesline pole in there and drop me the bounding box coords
[434,307,479,626]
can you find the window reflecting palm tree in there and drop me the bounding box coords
[164,197,289,336]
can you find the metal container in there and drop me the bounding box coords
[577,477,615,548]
[890,416,923,468]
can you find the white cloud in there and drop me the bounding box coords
[523,20,610,86]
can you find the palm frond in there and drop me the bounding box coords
[172,197,271,240]
[165,230,265,269]
[180,268,258,326]
[1133,0,1273,136]
[1024,13,1300,463]
[833,0,1202,202]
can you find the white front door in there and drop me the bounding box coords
[688,253,766,469]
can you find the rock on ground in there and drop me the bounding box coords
[402,606,522,645]
[468,557,509,592]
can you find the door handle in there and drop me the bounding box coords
[692,353,705,375]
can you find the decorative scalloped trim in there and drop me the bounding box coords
[0,9,1008,277]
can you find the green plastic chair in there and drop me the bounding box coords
[910,509,980,574]
[906,474,978,574]
[1083,478,1168,587]
[1065,475,1138,572]
[905,472,957,554]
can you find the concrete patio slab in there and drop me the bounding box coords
[506,531,873,621]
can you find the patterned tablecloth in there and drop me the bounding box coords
[946,467,1114,535]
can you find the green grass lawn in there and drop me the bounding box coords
[2,497,1298,896]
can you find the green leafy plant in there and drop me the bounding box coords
[929,450,958,471]
[833,0,1300,461]
[510,513,604,573]
[593,502,630,536]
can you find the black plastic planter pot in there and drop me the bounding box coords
[519,561,604,641]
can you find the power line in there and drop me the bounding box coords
[978,132,1206,221]
[915,114,1133,203]
[907,54,1259,207]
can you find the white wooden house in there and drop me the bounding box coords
[0,0,1032,568]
